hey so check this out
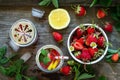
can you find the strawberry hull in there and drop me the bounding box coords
[67,24,109,64]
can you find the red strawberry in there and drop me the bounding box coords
[48,49,60,60]
[97,36,105,47]
[88,48,98,57]
[111,53,119,62]
[76,37,85,44]
[73,42,84,50]
[76,28,83,38]
[86,34,97,46]
[104,22,113,32]
[87,26,95,34]
[97,9,106,19]
[74,51,81,59]
[52,32,63,42]
[75,5,86,16]
[80,48,91,61]
[60,65,71,75]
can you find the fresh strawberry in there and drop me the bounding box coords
[87,26,95,34]
[52,32,63,42]
[60,65,71,75]
[97,9,106,19]
[85,34,97,46]
[75,5,86,16]
[72,36,78,42]
[76,28,83,38]
[73,42,84,50]
[88,48,98,57]
[74,51,81,59]
[111,53,119,62]
[97,36,105,47]
[104,22,113,32]
[80,48,91,61]
[76,37,85,44]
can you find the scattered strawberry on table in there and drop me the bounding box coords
[72,5,86,16]
[69,24,106,62]
[60,65,71,75]
[104,22,113,32]
[97,9,106,19]
[106,48,120,62]
[52,32,63,43]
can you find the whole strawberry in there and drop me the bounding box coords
[75,5,86,16]
[87,26,95,34]
[88,48,98,57]
[76,28,83,38]
[97,9,106,19]
[111,53,119,62]
[60,65,71,75]
[86,34,97,46]
[104,22,113,32]
[80,48,91,61]
[52,32,63,43]
[97,36,105,47]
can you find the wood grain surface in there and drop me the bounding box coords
[0,1,120,80]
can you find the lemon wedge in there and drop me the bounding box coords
[48,8,70,30]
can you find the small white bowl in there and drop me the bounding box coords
[67,24,109,64]
[36,45,64,73]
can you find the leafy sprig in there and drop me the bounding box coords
[39,0,59,8]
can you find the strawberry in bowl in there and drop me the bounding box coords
[36,45,64,73]
[67,24,109,64]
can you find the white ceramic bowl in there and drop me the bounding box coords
[67,24,109,64]
[36,45,64,73]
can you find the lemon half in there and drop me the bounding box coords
[48,8,70,30]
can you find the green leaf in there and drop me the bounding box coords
[115,22,120,31]
[43,57,51,64]
[0,46,7,57]
[15,74,22,80]
[99,0,112,7]
[41,49,48,56]
[0,66,7,75]
[38,0,51,6]
[107,49,118,54]
[117,5,120,17]
[0,57,9,65]
[90,0,98,7]
[52,0,59,8]
[39,55,44,62]
[98,75,107,80]
[78,73,95,80]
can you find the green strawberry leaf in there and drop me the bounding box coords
[41,49,48,56]
[78,73,95,80]
[52,0,59,8]
[43,57,51,64]
[38,0,51,6]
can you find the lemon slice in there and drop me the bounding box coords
[48,8,70,30]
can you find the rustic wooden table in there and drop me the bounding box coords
[0,0,120,80]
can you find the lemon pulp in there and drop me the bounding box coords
[48,9,70,30]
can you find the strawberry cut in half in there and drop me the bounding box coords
[73,42,84,50]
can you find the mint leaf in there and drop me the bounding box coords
[38,0,51,6]
[41,49,48,56]
[98,76,107,80]
[43,57,51,64]
[39,55,44,62]
[78,73,95,80]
